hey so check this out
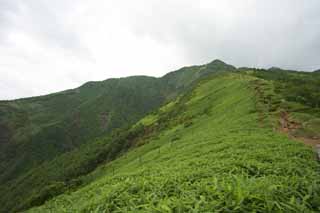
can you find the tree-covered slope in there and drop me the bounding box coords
[0,76,166,183]
[28,73,320,212]
[0,60,235,212]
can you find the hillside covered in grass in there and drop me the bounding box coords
[0,60,236,212]
[28,73,320,212]
[0,60,319,212]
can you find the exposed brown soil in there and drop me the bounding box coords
[279,111,301,134]
[279,111,320,149]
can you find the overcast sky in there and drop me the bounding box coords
[0,0,319,100]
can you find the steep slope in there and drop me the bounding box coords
[0,76,165,182]
[0,60,235,212]
[28,73,320,212]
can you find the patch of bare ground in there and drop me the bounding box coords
[279,111,320,159]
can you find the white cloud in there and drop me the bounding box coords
[0,0,319,99]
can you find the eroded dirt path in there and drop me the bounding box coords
[279,111,300,134]
[279,111,320,159]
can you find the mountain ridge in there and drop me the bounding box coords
[0,59,235,102]
[27,72,320,212]
[0,60,319,212]
[0,59,236,212]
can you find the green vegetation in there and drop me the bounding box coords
[0,76,164,182]
[28,73,320,212]
[1,60,320,212]
[0,60,235,212]
[254,68,320,109]
[249,68,320,139]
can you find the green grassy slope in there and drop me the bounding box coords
[0,60,235,182]
[28,73,320,212]
[0,60,236,213]
[249,68,320,140]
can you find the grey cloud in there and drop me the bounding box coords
[1,0,320,100]
[127,0,320,71]
[0,0,87,53]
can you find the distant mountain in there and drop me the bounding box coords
[268,66,283,71]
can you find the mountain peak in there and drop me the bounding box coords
[268,66,282,71]
[208,59,227,65]
[206,59,236,70]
